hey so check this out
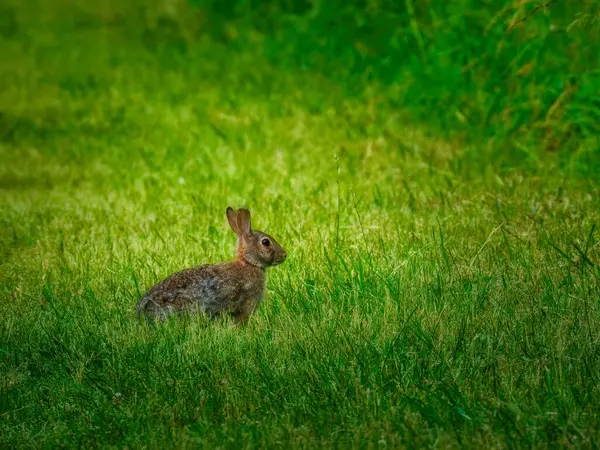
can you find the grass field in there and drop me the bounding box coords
[1,0,600,448]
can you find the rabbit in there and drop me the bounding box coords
[136,207,287,324]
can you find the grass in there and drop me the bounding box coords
[193,0,600,163]
[1,0,600,448]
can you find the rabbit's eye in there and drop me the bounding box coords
[261,238,271,247]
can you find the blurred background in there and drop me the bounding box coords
[1,0,599,166]
[191,0,600,159]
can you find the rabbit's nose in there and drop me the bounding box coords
[282,251,287,260]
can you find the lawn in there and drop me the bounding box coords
[1,0,599,448]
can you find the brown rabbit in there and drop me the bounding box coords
[136,207,287,324]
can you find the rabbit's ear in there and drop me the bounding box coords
[226,207,240,235]
[237,208,252,235]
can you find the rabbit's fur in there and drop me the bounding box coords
[136,207,287,324]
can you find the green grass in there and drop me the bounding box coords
[1,0,600,448]
[192,0,600,165]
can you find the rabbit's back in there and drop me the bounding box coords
[136,262,265,319]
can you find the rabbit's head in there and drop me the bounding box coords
[226,207,287,268]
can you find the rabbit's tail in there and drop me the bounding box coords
[136,295,149,317]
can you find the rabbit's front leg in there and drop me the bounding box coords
[233,297,259,325]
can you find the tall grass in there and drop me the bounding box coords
[1,0,599,448]
[192,0,600,173]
